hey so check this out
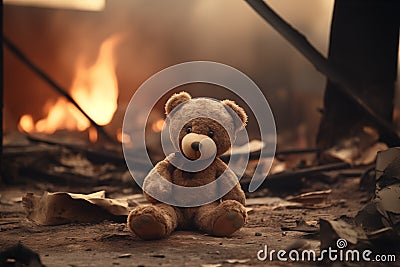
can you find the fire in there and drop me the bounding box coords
[116,128,131,144]
[35,98,89,133]
[152,119,165,133]
[71,35,120,126]
[18,114,34,132]
[88,127,98,143]
[18,34,121,142]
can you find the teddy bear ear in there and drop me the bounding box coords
[165,91,192,115]
[221,100,247,130]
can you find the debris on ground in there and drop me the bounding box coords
[320,147,400,254]
[1,138,399,266]
[22,190,131,225]
[285,189,332,208]
[319,219,369,250]
[323,126,388,165]
[356,147,400,244]
[281,218,319,234]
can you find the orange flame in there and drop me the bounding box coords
[18,34,121,141]
[18,114,34,132]
[71,34,120,126]
[88,127,98,143]
[116,128,131,144]
[152,119,165,133]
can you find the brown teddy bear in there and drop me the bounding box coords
[127,91,248,240]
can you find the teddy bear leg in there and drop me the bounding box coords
[127,203,179,240]
[194,200,247,237]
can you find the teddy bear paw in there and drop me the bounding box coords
[128,214,167,240]
[212,210,244,237]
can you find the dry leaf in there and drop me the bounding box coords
[355,142,388,165]
[325,127,387,165]
[326,142,387,166]
[286,189,332,205]
[281,219,319,233]
[246,197,302,209]
[376,147,400,180]
[320,219,368,249]
[375,184,400,214]
[357,147,400,239]
[355,202,385,231]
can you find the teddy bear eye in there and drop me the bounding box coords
[207,130,214,138]
[186,127,192,134]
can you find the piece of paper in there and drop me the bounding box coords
[22,190,131,225]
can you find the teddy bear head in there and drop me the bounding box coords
[164,91,247,160]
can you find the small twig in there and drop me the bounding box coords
[25,133,152,170]
[3,36,116,143]
[245,0,400,146]
[267,162,350,181]
[220,147,320,162]
[240,162,350,189]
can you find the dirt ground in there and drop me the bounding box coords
[0,175,373,267]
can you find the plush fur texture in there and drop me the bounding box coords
[167,98,237,150]
[127,92,248,240]
[165,91,191,115]
[221,99,248,130]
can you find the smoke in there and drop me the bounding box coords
[4,0,335,146]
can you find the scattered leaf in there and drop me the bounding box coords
[375,184,400,214]
[319,219,368,250]
[356,147,400,240]
[376,147,400,180]
[246,197,292,206]
[325,127,387,166]
[382,156,400,181]
[281,219,319,233]
[286,189,331,205]
[326,142,387,166]
[245,196,304,209]
[355,203,385,231]
[356,142,388,165]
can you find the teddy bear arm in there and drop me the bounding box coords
[142,159,175,204]
[215,159,246,205]
[154,159,175,181]
[221,183,246,205]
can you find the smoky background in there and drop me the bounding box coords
[5,0,397,148]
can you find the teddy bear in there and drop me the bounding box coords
[127,91,248,240]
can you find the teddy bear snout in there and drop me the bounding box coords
[181,133,216,160]
[191,142,200,151]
